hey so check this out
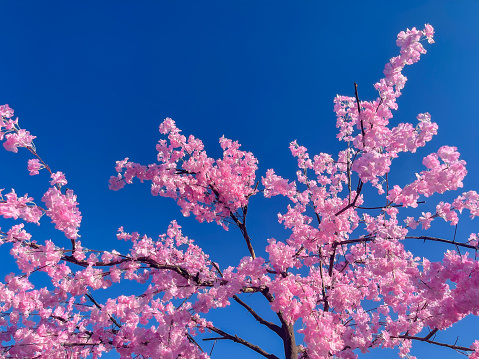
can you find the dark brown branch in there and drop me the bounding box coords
[347,144,352,204]
[303,168,321,225]
[208,183,256,259]
[406,236,477,250]
[328,245,337,278]
[61,253,263,293]
[333,236,373,248]
[333,83,366,218]
[318,248,330,312]
[356,201,425,210]
[261,288,298,359]
[187,333,204,353]
[354,83,365,139]
[423,328,438,341]
[394,333,472,352]
[168,170,258,259]
[233,294,283,337]
[11,236,264,295]
[331,234,477,251]
[203,337,228,341]
[206,325,280,359]
[335,180,363,216]
[230,210,256,259]
[85,293,122,329]
[48,315,120,349]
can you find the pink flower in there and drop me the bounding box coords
[422,153,440,169]
[50,171,67,186]
[108,174,126,190]
[418,211,434,229]
[3,129,36,153]
[424,24,435,43]
[0,189,42,223]
[42,187,82,239]
[27,159,43,175]
[417,112,431,122]
[437,145,460,163]
[0,104,14,118]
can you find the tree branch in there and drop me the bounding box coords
[335,180,363,216]
[205,325,280,359]
[318,248,330,312]
[233,294,283,337]
[85,292,122,329]
[207,183,256,259]
[406,236,477,250]
[423,327,438,341]
[393,332,472,352]
[356,201,425,210]
[261,288,298,359]
[354,83,365,139]
[230,210,256,259]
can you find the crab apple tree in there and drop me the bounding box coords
[1,24,479,359]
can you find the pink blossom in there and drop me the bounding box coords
[27,158,43,175]
[0,104,14,118]
[437,145,460,163]
[42,187,82,239]
[108,174,126,190]
[0,189,42,223]
[424,24,435,43]
[3,129,36,153]
[50,171,68,186]
[418,211,434,229]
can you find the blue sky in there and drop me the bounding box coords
[1,1,479,358]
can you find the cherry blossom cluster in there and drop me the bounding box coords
[42,186,82,240]
[334,26,438,192]
[110,118,258,229]
[0,220,244,358]
[0,190,42,224]
[0,105,35,153]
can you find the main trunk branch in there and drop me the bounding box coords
[261,288,299,359]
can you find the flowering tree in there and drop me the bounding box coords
[1,24,478,359]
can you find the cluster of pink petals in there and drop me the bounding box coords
[387,146,467,208]
[334,26,440,192]
[50,171,68,187]
[42,187,82,239]
[110,119,258,229]
[0,105,15,141]
[0,189,42,224]
[27,158,43,175]
[0,221,231,358]
[406,190,479,230]
[1,105,37,154]
[0,104,14,119]
[3,129,36,153]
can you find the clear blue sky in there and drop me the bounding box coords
[1,1,479,358]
